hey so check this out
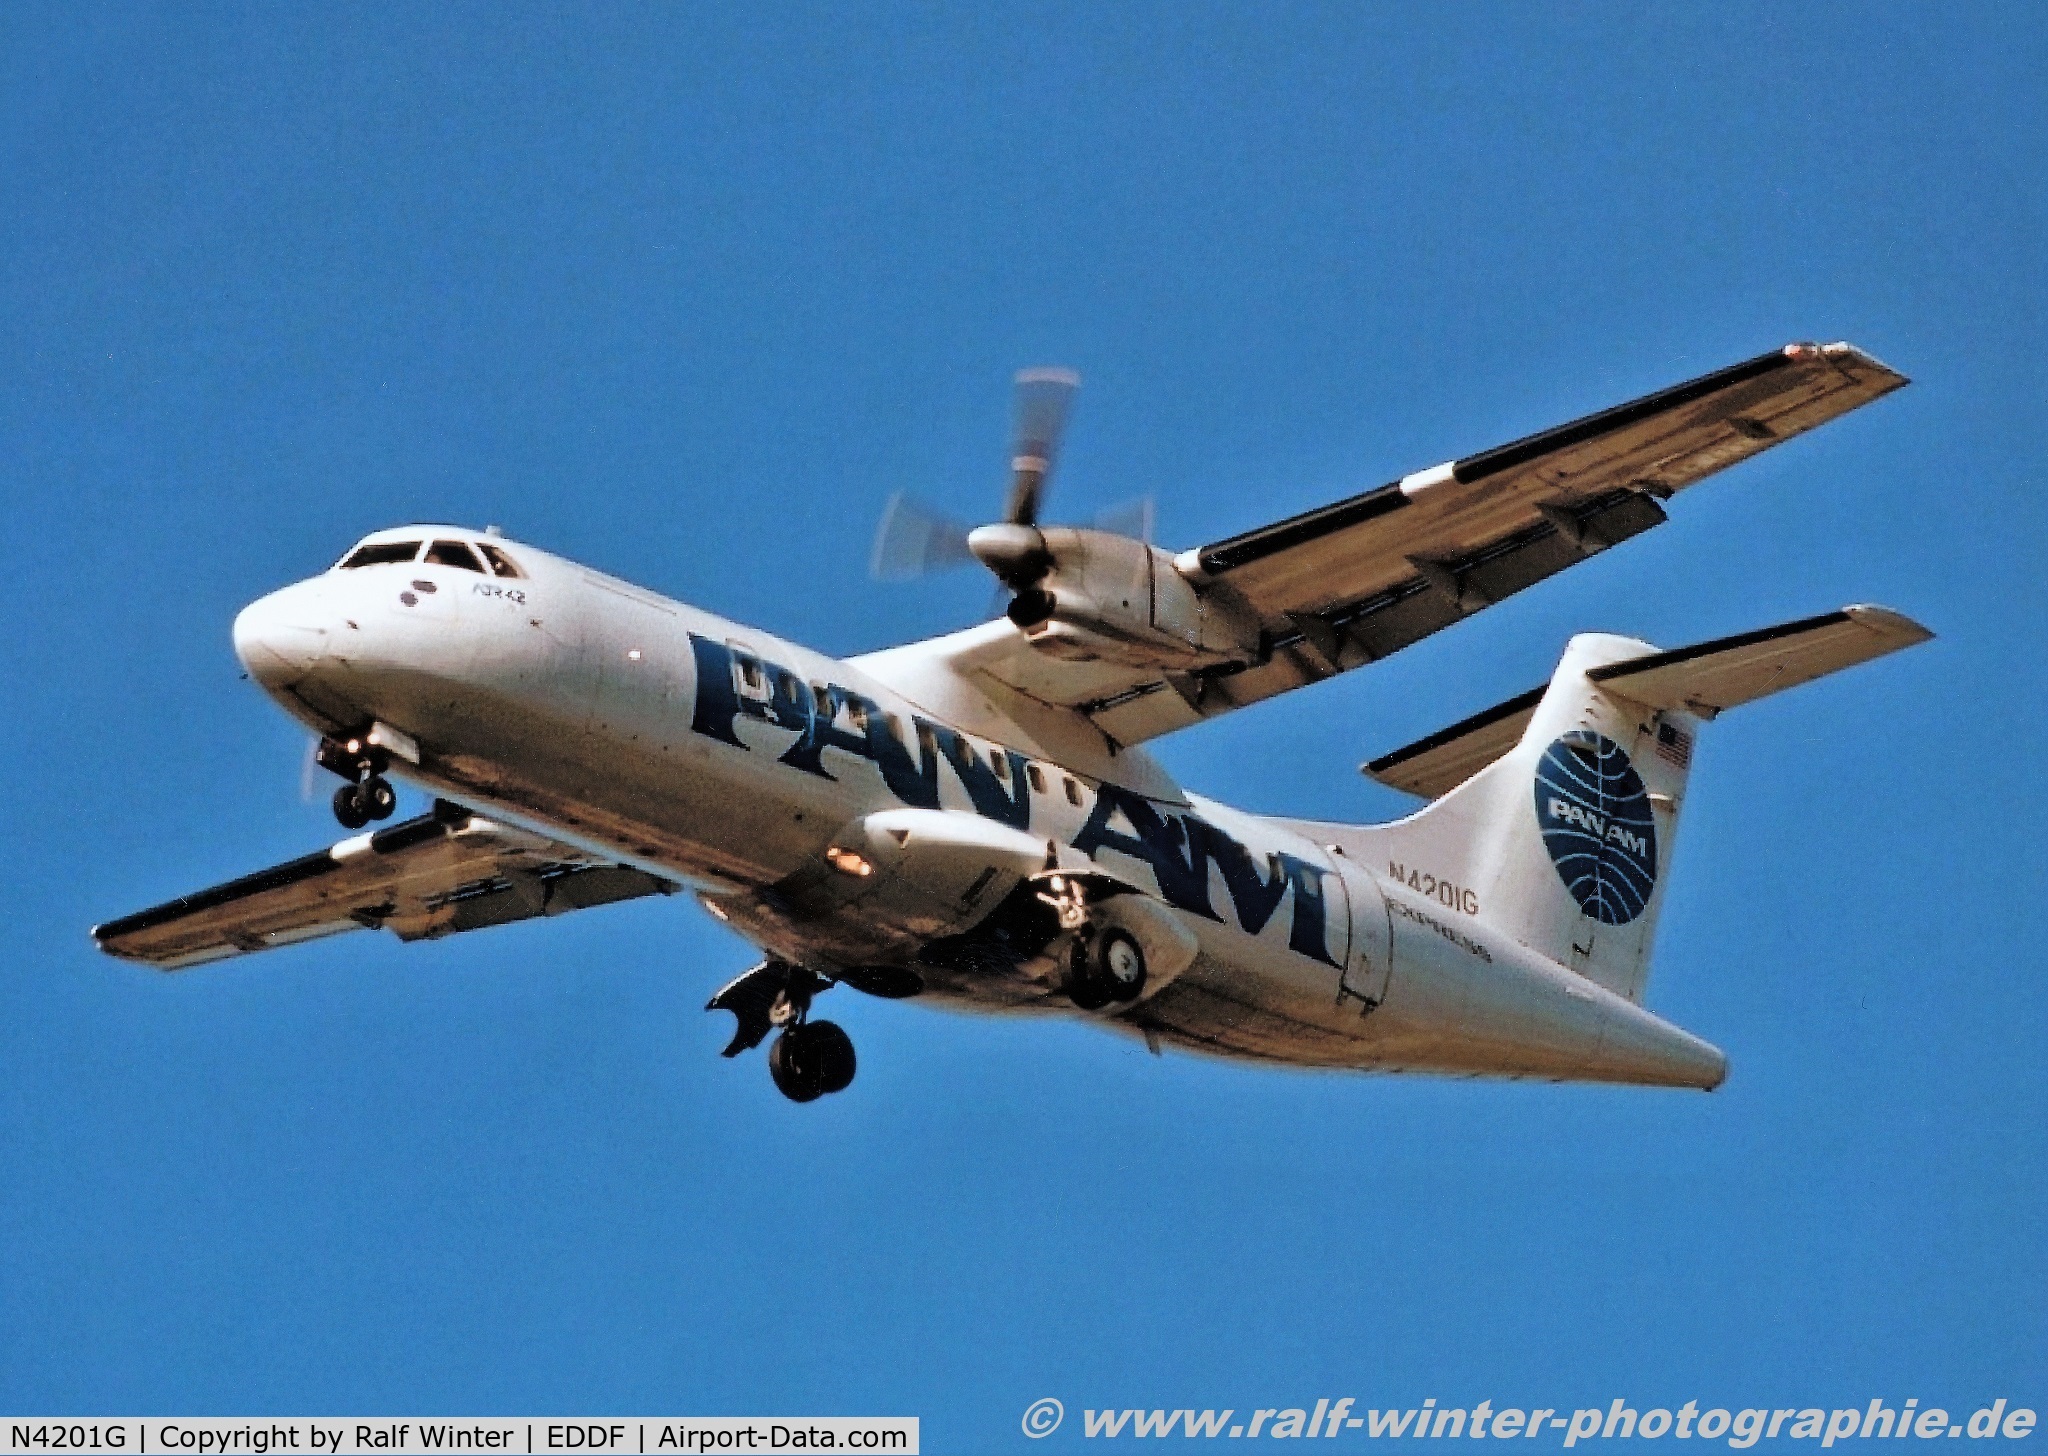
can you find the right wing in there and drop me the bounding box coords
[93,804,679,970]
[923,342,1906,748]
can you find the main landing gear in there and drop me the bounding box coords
[1067,927,1148,1011]
[318,734,398,830]
[707,961,868,1103]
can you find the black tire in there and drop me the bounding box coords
[364,777,397,821]
[804,1020,857,1095]
[332,784,371,830]
[1098,928,1148,1002]
[767,1031,823,1103]
[1067,940,1114,1011]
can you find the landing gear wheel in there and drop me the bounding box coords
[767,1031,823,1102]
[332,783,371,830]
[1067,938,1114,1011]
[363,776,397,821]
[1069,929,1148,1009]
[767,1021,857,1102]
[1098,929,1148,1002]
[803,1020,857,1094]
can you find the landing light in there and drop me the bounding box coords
[825,846,875,878]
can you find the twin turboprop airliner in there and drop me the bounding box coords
[95,343,1930,1102]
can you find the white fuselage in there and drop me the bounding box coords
[231,529,1724,1088]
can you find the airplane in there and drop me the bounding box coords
[94,342,1931,1103]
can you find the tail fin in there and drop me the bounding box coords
[1359,607,1930,1003]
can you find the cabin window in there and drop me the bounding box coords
[732,650,766,698]
[811,683,833,717]
[848,700,870,732]
[1026,764,1047,794]
[990,750,1010,782]
[1064,776,1083,806]
[916,723,938,762]
[476,543,524,578]
[952,735,975,769]
[424,539,486,572]
[339,540,422,569]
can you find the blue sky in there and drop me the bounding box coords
[2,3,2042,1447]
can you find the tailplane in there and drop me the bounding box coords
[1355,606,1930,1003]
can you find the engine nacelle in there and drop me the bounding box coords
[1004,528,1260,670]
[816,808,1051,940]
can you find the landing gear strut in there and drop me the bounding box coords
[319,734,397,829]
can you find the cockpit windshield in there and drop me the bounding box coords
[423,539,486,573]
[476,542,524,578]
[339,540,423,569]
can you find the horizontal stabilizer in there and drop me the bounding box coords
[1584,604,1933,716]
[1364,604,1931,798]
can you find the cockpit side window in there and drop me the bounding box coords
[424,539,486,573]
[476,543,524,578]
[339,540,423,569]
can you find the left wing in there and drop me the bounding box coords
[903,343,1905,748]
[94,805,679,969]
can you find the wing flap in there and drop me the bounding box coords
[93,807,679,969]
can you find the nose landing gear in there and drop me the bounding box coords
[706,960,861,1103]
[767,1019,857,1103]
[318,734,398,829]
[331,777,397,830]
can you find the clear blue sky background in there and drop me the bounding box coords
[2,4,2042,1448]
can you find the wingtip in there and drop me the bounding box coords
[1843,603,1936,645]
[1794,339,1910,388]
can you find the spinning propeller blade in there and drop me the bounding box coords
[869,493,975,581]
[1002,367,1080,527]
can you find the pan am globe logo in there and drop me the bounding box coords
[1533,730,1657,925]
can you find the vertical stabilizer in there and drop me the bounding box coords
[1375,635,1692,1002]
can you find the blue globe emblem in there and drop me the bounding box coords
[1532,731,1657,925]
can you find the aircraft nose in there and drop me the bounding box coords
[233,582,331,688]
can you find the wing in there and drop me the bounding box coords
[938,342,1905,747]
[93,804,680,969]
[1364,604,1933,798]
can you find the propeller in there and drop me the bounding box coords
[869,366,1151,610]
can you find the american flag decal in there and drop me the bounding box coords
[1656,721,1694,768]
